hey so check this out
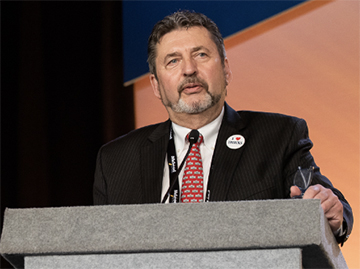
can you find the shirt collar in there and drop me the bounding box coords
[172,106,224,152]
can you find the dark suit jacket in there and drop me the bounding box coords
[94,103,353,244]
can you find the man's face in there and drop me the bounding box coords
[150,26,231,115]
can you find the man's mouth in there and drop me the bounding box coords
[181,83,203,94]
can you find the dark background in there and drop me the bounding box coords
[1,2,134,267]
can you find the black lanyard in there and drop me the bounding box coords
[166,126,210,203]
[167,127,180,203]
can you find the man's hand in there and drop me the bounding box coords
[290,184,343,233]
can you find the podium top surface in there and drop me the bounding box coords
[0,199,346,268]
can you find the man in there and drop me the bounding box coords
[94,10,352,245]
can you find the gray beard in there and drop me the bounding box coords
[158,74,227,114]
[169,91,221,114]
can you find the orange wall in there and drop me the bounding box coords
[133,1,359,267]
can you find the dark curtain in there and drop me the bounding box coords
[1,2,134,267]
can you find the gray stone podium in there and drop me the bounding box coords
[0,200,347,268]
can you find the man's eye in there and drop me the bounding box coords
[196,52,208,59]
[168,59,178,65]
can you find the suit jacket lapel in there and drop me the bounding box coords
[208,103,248,201]
[140,120,170,203]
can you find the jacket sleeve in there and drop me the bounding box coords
[283,118,353,245]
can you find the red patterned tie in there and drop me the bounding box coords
[181,132,204,203]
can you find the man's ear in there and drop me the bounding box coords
[224,58,232,86]
[150,74,161,99]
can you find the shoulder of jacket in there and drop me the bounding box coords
[100,123,164,151]
[238,110,304,123]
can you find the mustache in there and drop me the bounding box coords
[177,76,209,93]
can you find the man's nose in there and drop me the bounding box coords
[182,58,197,76]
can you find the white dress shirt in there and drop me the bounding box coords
[161,107,224,203]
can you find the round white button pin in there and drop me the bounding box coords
[226,135,245,149]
